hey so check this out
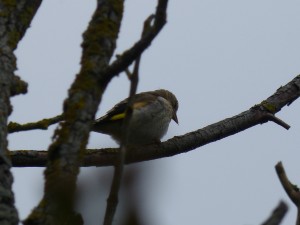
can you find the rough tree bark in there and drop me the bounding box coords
[0,1,42,224]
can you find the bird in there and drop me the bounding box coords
[91,89,179,145]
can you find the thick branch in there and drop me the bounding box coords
[24,1,124,224]
[0,1,42,224]
[11,75,300,167]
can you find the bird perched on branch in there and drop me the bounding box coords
[92,89,179,145]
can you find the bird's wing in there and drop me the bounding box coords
[95,93,157,124]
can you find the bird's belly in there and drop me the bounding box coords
[126,110,171,144]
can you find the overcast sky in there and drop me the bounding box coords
[9,0,300,224]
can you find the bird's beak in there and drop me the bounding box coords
[172,112,179,124]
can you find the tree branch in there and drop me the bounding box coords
[8,115,62,133]
[275,162,300,225]
[103,14,151,225]
[265,113,290,130]
[11,75,27,96]
[21,0,170,223]
[10,74,300,167]
[103,0,168,78]
[261,201,288,225]
[24,0,124,224]
[0,1,42,224]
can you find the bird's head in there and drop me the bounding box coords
[153,89,179,124]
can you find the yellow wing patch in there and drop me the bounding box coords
[109,101,148,121]
[110,113,126,121]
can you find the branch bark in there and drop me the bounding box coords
[24,0,124,224]
[8,115,62,133]
[0,1,42,224]
[10,74,300,167]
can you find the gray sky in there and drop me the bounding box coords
[9,0,300,224]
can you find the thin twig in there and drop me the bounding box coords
[102,63,139,225]
[265,113,290,130]
[114,14,154,80]
[102,12,152,225]
[104,0,168,77]
[8,115,63,133]
[115,54,131,79]
[103,67,139,225]
[275,162,300,225]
